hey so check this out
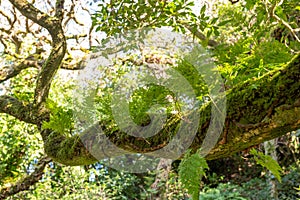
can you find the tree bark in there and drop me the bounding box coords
[41,54,300,165]
[0,157,51,200]
[1,0,299,167]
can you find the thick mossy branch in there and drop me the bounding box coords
[205,105,300,160]
[42,129,97,166]
[203,54,300,159]
[43,54,300,166]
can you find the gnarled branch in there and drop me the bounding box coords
[8,0,67,108]
[0,156,51,200]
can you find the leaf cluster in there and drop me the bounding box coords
[178,149,209,200]
[250,149,283,183]
[42,99,74,136]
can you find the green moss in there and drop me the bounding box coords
[42,55,299,165]
[273,107,300,126]
[44,131,96,166]
[225,54,299,125]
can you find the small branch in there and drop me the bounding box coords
[65,34,87,40]
[8,0,53,31]
[229,0,239,4]
[270,1,300,43]
[64,3,85,27]
[182,23,218,47]
[233,120,267,129]
[0,9,12,24]
[0,55,86,81]
[0,156,51,200]
[0,56,42,83]
[60,59,86,70]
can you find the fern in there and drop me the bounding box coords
[179,149,209,200]
[250,149,283,183]
[42,99,73,135]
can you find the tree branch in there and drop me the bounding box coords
[0,56,42,83]
[183,23,219,47]
[42,54,300,166]
[268,0,300,43]
[0,156,51,200]
[55,0,65,20]
[8,0,53,31]
[8,0,67,108]
[0,55,88,82]
[0,95,40,124]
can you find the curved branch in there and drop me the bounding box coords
[0,8,12,24]
[8,0,67,108]
[0,156,51,200]
[34,21,66,108]
[8,0,53,31]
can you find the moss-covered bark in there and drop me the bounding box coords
[202,54,300,160]
[0,95,38,124]
[2,0,299,166]
[42,54,300,166]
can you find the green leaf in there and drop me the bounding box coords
[210,17,218,25]
[250,149,283,183]
[42,99,73,135]
[206,29,212,38]
[217,19,231,26]
[179,149,209,200]
[200,4,206,15]
[213,26,220,36]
